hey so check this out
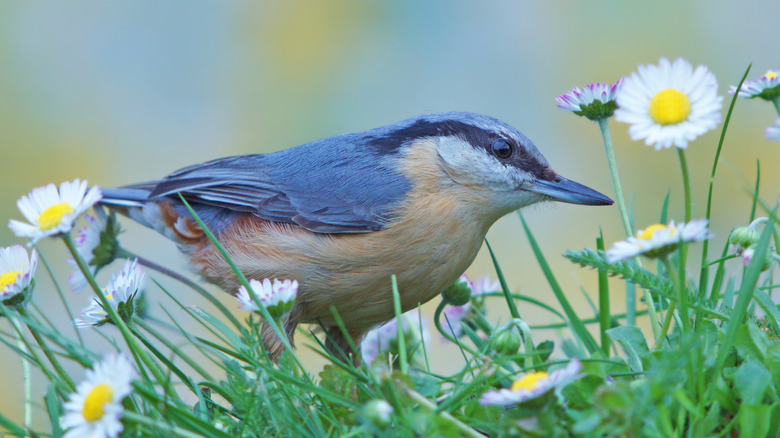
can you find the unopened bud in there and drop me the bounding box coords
[362,399,393,429]
[442,274,473,306]
[741,246,774,271]
[729,227,760,251]
[490,326,523,356]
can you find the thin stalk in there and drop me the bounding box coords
[119,249,242,330]
[123,412,212,438]
[596,234,610,356]
[598,118,632,236]
[662,256,689,333]
[391,275,408,375]
[642,288,661,342]
[9,317,32,430]
[17,306,76,390]
[676,148,692,222]
[654,299,677,351]
[35,248,83,345]
[404,388,484,438]
[62,234,173,396]
[772,96,780,116]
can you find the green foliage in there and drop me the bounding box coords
[3,64,780,438]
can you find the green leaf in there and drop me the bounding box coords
[46,384,63,438]
[734,359,771,404]
[0,409,26,437]
[738,403,773,438]
[564,248,673,298]
[753,289,780,333]
[734,322,771,362]
[606,325,648,372]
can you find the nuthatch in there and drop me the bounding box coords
[100,112,612,360]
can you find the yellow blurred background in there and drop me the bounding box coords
[0,0,778,427]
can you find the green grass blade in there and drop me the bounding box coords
[484,238,521,319]
[519,213,599,354]
[597,231,610,356]
[698,63,752,297]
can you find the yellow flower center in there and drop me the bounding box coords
[511,371,548,392]
[82,383,113,422]
[637,224,673,241]
[0,271,21,291]
[765,71,778,79]
[38,202,74,231]
[648,89,691,125]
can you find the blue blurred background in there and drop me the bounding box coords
[1,0,778,425]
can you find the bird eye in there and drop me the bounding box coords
[490,139,513,159]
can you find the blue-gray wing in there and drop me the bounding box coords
[146,135,413,233]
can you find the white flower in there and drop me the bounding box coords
[606,219,712,263]
[766,117,780,142]
[236,278,298,317]
[68,215,103,292]
[9,179,102,244]
[615,57,723,149]
[480,359,583,406]
[361,310,430,365]
[729,69,780,100]
[60,352,136,438]
[556,80,622,120]
[0,245,38,304]
[75,259,145,327]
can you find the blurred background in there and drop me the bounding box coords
[0,0,778,425]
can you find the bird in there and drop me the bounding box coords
[99,112,613,362]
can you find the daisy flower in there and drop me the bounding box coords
[606,219,712,263]
[480,359,582,406]
[236,278,298,318]
[766,117,780,142]
[75,259,145,327]
[729,68,780,101]
[361,310,430,365]
[615,57,723,149]
[60,352,136,438]
[9,179,102,244]
[556,80,622,121]
[0,245,38,306]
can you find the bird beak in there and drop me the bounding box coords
[528,176,613,206]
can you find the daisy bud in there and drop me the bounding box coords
[362,399,393,429]
[729,227,760,251]
[490,323,523,356]
[441,274,473,306]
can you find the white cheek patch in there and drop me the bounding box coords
[435,136,529,190]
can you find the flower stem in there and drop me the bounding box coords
[653,300,677,351]
[16,306,77,391]
[9,317,32,431]
[772,96,780,116]
[404,387,484,438]
[598,118,632,237]
[677,148,692,224]
[662,255,689,333]
[63,233,175,397]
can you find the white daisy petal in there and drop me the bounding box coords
[0,245,38,303]
[75,259,144,328]
[235,277,298,317]
[615,58,722,149]
[8,179,103,244]
[606,219,712,263]
[60,353,136,438]
[729,68,780,99]
[480,359,583,406]
[766,117,780,142]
